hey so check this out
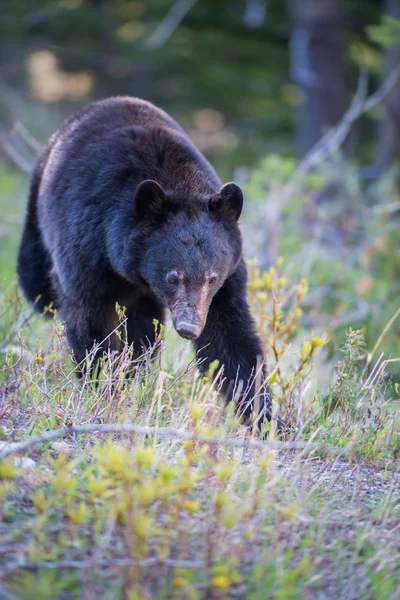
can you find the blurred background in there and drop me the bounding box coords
[0,0,399,380]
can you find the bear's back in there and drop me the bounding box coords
[49,96,186,149]
[39,97,187,197]
[39,97,219,211]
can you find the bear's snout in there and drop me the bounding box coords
[170,285,210,341]
[175,321,201,340]
[171,306,206,340]
[172,310,205,340]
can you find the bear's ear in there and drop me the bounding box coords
[134,180,167,222]
[209,182,243,221]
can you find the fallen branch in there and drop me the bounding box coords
[0,423,353,460]
[0,557,205,577]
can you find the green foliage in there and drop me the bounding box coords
[248,258,327,427]
[321,328,366,418]
[367,15,400,48]
[246,553,312,600]
[246,154,400,383]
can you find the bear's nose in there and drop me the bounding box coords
[176,322,201,340]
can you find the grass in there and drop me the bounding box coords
[0,158,399,599]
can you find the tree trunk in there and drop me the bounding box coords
[376,0,400,175]
[287,0,347,157]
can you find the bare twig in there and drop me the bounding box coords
[0,307,38,353]
[369,201,400,215]
[0,133,34,174]
[0,423,353,460]
[143,0,198,50]
[12,122,43,154]
[0,588,21,600]
[282,65,400,205]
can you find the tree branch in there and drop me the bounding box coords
[143,0,198,50]
[282,64,400,205]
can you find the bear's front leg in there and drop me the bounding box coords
[194,260,272,428]
[125,295,165,356]
[59,299,122,376]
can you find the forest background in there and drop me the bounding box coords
[0,2,400,599]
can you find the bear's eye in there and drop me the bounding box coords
[166,271,180,286]
[209,274,218,286]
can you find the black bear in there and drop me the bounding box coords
[17,97,271,425]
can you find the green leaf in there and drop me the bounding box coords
[367,16,400,48]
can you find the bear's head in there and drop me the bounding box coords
[135,180,243,340]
